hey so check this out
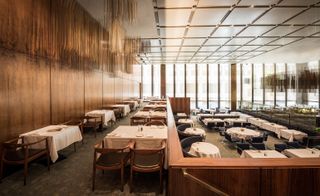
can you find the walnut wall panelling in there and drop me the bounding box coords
[84,70,103,112]
[103,73,115,105]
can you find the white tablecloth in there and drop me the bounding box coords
[226,127,260,140]
[202,118,224,126]
[178,119,194,126]
[134,111,166,118]
[260,122,287,138]
[283,148,320,158]
[280,129,308,142]
[144,104,167,108]
[86,110,116,126]
[20,125,83,162]
[224,118,246,126]
[111,104,131,116]
[248,118,268,127]
[196,114,213,121]
[189,142,221,158]
[177,113,187,117]
[104,125,168,168]
[123,101,139,109]
[241,150,287,158]
[231,112,253,121]
[184,128,206,137]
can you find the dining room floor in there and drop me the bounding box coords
[0,108,286,196]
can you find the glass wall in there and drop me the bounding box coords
[220,64,231,108]
[209,64,218,108]
[265,63,274,107]
[142,65,152,97]
[186,64,196,109]
[253,64,263,105]
[197,64,207,109]
[306,61,319,107]
[236,64,241,108]
[153,64,161,98]
[242,64,252,103]
[276,63,286,107]
[287,63,296,106]
[175,64,185,97]
[166,64,174,97]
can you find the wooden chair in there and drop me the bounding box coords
[80,116,101,138]
[144,120,166,126]
[0,137,50,185]
[130,117,149,126]
[149,117,166,125]
[92,140,134,192]
[129,140,166,193]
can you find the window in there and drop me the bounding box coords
[242,64,252,103]
[276,63,286,107]
[265,63,274,107]
[220,64,231,108]
[253,64,263,105]
[197,64,207,109]
[287,63,296,106]
[306,61,319,107]
[209,64,218,108]
[175,64,185,97]
[166,64,174,97]
[153,64,161,97]
[142,65,152,97]
[186,64,196,109]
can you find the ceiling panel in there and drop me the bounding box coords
[183,38,206,45]
[158,9,190,26]
[279,0,319,6]
[211,26,244,37]
[227,38,254,45]
[219,45,240,51]
[255,8,304,24]
[199,46,219,52]
[157,0,195,8]
[160,28,185,37]
[249,37,278,45]
[238,0,279,6]
[162,47,180,52]
[150,47,161,52]
[269,38,300,45]
[289,26,320,36]
[191,8,229,25]
[198,0,237,6]
[285,8,320,24]
[205,38,230,45]
[187,27,214,37]
[223,8,267,25]
[258,45,281,51]
[237,45,261,51]
[180,47,200,52]
[263,26,301,36]
[238,26,274,36]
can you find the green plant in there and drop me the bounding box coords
[315,127,320,132]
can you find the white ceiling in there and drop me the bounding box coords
[77,0,320,65]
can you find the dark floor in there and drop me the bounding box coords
[0,109,285,195]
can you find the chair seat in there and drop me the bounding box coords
[96,152,129,167]
[133,154,161,168]
[4,149,45,162]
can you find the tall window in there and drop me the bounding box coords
[142,65,152,97]
[209,64,218,108]
[265,63,274,107]
[307,61,319,107]
[287,63,296,106]
[166,64,174,97]
[276,63,286,107]
[242,64,252,104]
[236,64,241,108]
[186,64,196,109]
[153,64,161,97]
[220,64,231,108]
[253,64,263,105]
[175,64,185,97]
[197,64,207,109]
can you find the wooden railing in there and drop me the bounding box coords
[166,98,320,196]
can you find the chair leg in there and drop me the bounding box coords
[129,169,133,193]
[92,167,96,191]
[120,167,124,192]
[24,162,28,185]
[159,169,163,194]
[46,152,50,171]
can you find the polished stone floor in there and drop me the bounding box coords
[0,108,285,195]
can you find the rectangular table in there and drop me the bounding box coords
[111,104,131,116]
[133,111,167,118]
[104,125,168,168]
[202,118,224,126]
[283,148,320,158]
[85,110,116,126]
[260,122,287,138]
[224,118,247,126]
[20,125,83,162]
[280,129,308,142]
[123,100,139,110]
[248,118,269,127]
[241,150,287,158]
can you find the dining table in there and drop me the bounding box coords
[20,125,83,162]
[283,148,320,158]
[184,127,206,137]
[189,142,221,158]
[280,129,308,142]
[226,127,261,141]
[110,104,131,116]
[85,110,116,126]
[241,150,287,158]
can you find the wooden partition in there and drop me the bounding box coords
[166,99,320,196]
[169,97,190,115]
[0,0,140,143]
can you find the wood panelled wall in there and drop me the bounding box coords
[0,0,140,143]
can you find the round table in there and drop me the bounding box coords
[184,128,206,137]
[178,119,194,126]
[226,127,260,141]
[189,142,221,158]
